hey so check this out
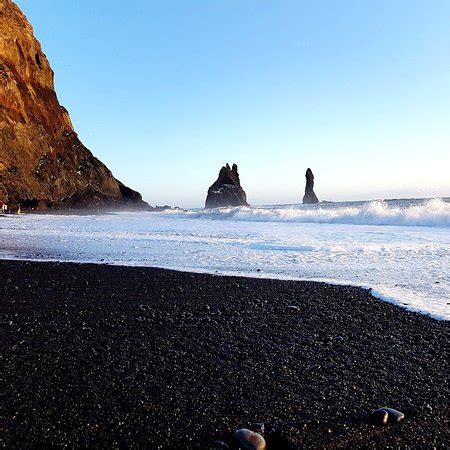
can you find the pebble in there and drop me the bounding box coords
[288,305,300,311]
[251,422,265,435]
[371,409,388,425]
[210,440,229,449]
[234,428,266,450]
[371,407,405,425]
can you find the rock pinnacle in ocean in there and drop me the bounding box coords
[205,163,249,208]
[302,168,319,204]
[0,0,147,210]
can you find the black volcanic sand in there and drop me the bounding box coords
[1,260,448,449]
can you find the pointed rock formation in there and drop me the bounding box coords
[0,0,148,209]
[205,163,249,208]
[302,168,319,204]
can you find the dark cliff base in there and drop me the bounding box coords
[1,260,448,449]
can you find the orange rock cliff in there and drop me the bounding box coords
[0,0,148,209]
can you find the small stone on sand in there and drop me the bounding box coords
[371,407,405,425]
[251,422,265,435]
[211,440,229,449]
[234,428,266,450]
[371,409,389,425]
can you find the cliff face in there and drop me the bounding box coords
[302,168,319,204]
[0,0,147,209]
[205,163,249,209]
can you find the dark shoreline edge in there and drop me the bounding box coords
[1,254,445,322]
[1,260,448,449]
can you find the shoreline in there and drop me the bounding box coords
[2,259,448,448]
[1,198,448,322]
[0,256,447,321]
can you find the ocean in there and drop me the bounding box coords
[1,197,449,320]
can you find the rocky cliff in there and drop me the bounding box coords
[0,0,147,210]
[302,168,319,204]
[205,163,248,208]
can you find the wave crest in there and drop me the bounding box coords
[164,198,450,227]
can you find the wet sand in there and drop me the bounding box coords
[1,260,448,448]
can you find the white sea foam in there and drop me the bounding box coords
[1,198,449,320]
[165,198,450,228]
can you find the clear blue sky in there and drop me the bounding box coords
[16,0,450,207]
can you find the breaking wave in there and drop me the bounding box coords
[165,198,450,227]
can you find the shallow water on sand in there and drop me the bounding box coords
[1,198,449,320]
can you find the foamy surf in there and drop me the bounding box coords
[1,198,449,320]
[164,198,450,228]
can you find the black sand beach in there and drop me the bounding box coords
[1,260,448,449]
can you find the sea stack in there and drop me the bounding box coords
[205,163,249,208]
[0,0,147,210]
[302,168,319,204]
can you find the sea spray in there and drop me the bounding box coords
[163,198,450,228]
